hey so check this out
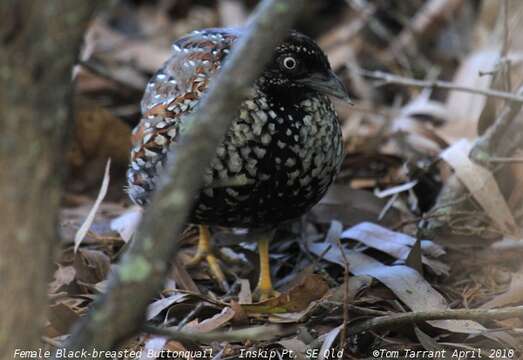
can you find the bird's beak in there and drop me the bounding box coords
[297,71,352,104]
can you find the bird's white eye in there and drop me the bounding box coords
[282,56,297,70]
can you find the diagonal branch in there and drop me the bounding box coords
[62,0,306,354]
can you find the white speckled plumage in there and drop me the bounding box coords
[127,28,344,227]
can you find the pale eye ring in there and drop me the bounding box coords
[282,56,297,70]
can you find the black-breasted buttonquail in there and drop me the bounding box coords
[127,28,349,299]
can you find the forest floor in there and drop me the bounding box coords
[46,1,523,358]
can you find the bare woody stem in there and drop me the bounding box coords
[348,306,523,335]
[62,0,306,354]
[0,2,105,357]
[359,69,523,104]
[142,325,288,343]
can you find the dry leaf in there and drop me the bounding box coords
[73,249,111,284]
[110,206,143,243]
[48,303,81,335]
[184,307,235,332]
[309,242,488,335]
[140,337,167,360]
[74,159,111,253]
[340,222,448,275]
[312,186,401,228]
[242,274,329,314]
[481,272,523,309]
[391,93,449,155]
[443,49,500,140]
[318,325,342,360]
[146,293,189,321]
[440,139,518,236]
[278,338,307,360]
[49,265,76,294]
[238,279,253,305]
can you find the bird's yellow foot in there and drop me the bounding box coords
[253,285,280,302]
[187,225,229,292]
[252,233,280,301]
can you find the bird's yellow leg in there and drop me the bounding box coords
[187,225,228,291]
[253,231,280,301]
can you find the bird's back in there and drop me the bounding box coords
[127,29,238,206]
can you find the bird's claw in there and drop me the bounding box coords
[252,286,280,302]
[187,226,229,292]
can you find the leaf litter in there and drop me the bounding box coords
[47,0,523,358]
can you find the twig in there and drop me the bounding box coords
[41,337,61,348]
[348,306,523,335]
[336,239,349,351]
[501,0,510,59]
[386,0,465,57]
[61,0,305,355]
[176,302,204,331]
[471,85,523,167]
[359,69,523,104]
[487,156,523,163]
[78,59,144,92]
[143,324,287,343]
[406,81,523,235]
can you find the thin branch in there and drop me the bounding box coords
[386,0,465,58]
[501,0,510,59]
[487,156,523,163]
[143,324,287,343]
[359,69,523,104]
[348,306,523,335]
[61,0,305,355]
[336,239,349,350]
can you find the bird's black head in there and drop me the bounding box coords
[259,31,350,103]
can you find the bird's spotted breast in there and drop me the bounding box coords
[192,90,343,227]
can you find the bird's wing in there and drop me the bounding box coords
[127,29,239,205]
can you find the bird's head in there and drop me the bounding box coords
[259,31,351,103]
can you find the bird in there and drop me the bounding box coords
[126,28,349,300]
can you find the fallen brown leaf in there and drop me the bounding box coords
[73,249,111,284]
[241,274,329,314]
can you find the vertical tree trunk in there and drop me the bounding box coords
[0,1,103,357]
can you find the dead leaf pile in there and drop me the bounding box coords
[46,0,523,358]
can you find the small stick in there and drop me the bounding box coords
[487,156,523,163]
[348,305,523,335]
[358,69,523,104]
[143,324,286,343]
[176,302,204,331]
[336,239,349,351]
